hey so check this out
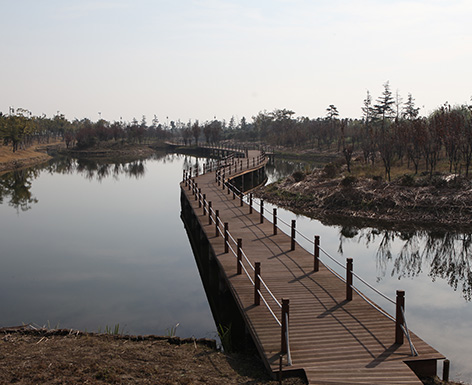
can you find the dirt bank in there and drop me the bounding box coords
[0,142,63,175]
[256,168,472,232]
[0,326,305,385]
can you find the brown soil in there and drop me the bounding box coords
[257,169,472,232]
[0,142,64,176]
[0,326,305,385]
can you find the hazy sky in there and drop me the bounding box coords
[2,0,471,124]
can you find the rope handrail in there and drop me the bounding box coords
[239,260,255,286]
[352,271,396,305]
[285,312,292,366]
[319,246,345,269]
[351,284,395,321]
[259,276,282,308]
[258,289,282,327]
[216,179,400,311]
[240,249,255,271]
[401,306,418,356]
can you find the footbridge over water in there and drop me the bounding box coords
[180,147,446,385]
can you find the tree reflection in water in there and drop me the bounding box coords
[0,153,211,213]
[0,156,158,211]
[0,168,39,212]
[339,226,472,301]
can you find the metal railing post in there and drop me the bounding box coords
[237,238,242,275]
[396,290,405,344]
[291,220,296,251]
[254,262,261,305]
[314,235,320,272]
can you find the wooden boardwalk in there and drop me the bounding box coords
[181,149,444,385]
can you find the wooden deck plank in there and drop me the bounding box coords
[180,150,444,385]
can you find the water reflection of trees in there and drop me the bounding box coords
[339,226,472,301]
[47,157,148,181]
[0,168,39,212]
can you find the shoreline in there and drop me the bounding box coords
[256,168,472,232]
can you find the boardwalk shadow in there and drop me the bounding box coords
[366,343,404,367]
[317,300,350,318]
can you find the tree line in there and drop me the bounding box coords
[0,111,171,151]
[2,82,471,180]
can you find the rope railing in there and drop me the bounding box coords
[216,176,417,355]
[184,149,416,362]
[400,305,418,356]
[185,176,289,362]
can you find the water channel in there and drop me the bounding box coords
[0,153,471,382]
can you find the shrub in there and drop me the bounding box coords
[341,175,357,188]
[292,170,306,182]
[322,163,339,178]
[399,174,415,186]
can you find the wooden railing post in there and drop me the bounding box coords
[222,170,225,190]
[290,220,296,250]
[396,290,405,344]
[314,235,320,272]
[208,202,212,225]
[232,188,236,200]
[273,208,277,235]
[281,299,289,354]
[224,222,229,253]
[260,200,264,223]
[249,193,253,214]
[227,182,231,195]
[203,194,206,215]
[254,262,261,305]
[240,192,243,207]
[215,210,219,237]
[237,238,242,275]
[247,158,249,168]
[346,258,353,301]
[443,359,450,382]
[198,188,202,208]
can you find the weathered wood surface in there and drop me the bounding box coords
[181,150,444,385]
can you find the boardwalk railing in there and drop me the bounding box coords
[185,147,419,360]
[219,176,419,357]
[186,176,292,365]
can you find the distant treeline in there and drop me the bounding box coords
[2,82,471,179]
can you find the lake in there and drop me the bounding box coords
[0,153,471,382]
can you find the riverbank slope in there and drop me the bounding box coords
[256,167,472,231]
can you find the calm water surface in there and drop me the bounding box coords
[1,155,471,382]
[0,154,215,338]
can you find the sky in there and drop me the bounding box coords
[1,0,471,124]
